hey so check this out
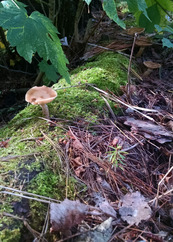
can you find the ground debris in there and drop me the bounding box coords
[57,115,173,240]
[50,199,88,233]
[74,217,113,242]
[122,116,173,144]
[118,191,151,225]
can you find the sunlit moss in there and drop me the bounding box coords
[0,51,129,240]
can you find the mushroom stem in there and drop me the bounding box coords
[136,47,145,57]
[40,104,49,119]
[143,68,152,77]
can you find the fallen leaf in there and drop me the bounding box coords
[99,200,117,218]
[50,199,88,232]
[119,191,151,225]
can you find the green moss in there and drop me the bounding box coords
[27,170,79,229]
[124,16,137,28]
[0,51,129,239]
[0,228,21,242]
[55,52,129,93]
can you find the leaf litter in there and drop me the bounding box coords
[50,73,173,240]
[1,14,173,242]
[119,191,151,226]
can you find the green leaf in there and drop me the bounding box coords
[39,60,59,83]
[0,0,70,84]
[146,0,173,12]
[139,4,160,32]
[102,0,125,29]
[163,26,173,34]
[137,0,150,21]
[83,0,92,5]
[1,0,27,9]
[126,0,150,21]
[155,24,163,32]
[162,37,173,48]
[126,0,138,13]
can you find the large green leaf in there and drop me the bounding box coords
[39,60,59,83]
[146,0,173,11]
[139,4,160,32]
[102,0,125,29]
[137,0,150,21]
[155,25,173,48]
[0,0,70,84]
[126,0,150,21]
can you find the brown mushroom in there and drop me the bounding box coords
[127,27,145,35]
[143,61,161,77]
[25,86,57,119]
[135,36,152,57]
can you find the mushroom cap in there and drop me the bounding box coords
[143,61,161,69]
[25,86,57,105]
[135,36,152,46]
[127,27,145,35]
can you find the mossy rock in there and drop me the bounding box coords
[0,52,129,241]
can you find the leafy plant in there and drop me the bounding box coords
[0,0,70,84]
[84,0,173,48]
[107,145,127,170]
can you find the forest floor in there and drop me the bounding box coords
[0,11,173,242]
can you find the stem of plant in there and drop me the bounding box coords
[33,71,44,87]
[127,33,138,103]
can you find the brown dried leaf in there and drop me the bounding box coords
[50,199,88,232]
[73,139,84,150]
[119,191,151,225]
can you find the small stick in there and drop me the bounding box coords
[110,120,132,142]
[102,96,117,121]
[87,84,155,122]
[0,185,60,203]
[149,187,173,204]
[152,166,173,207]
[127,32,138,102]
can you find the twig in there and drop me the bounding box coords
[1,191,53,203]
[0,153,41,162]
[153,166,173,207]
[54,82,84,91]
[0,64,36,75]
[33,71,45,86]
[39,0,47,17]
[0,185,60,203]
[121,141,141,152]
[102,96,117,121]
[3,212,48,241]
[149,187,173,204]
[87,43,130,58]
[109,225,132,242]
[40,204,50,239]
[127,33,138,102]
[87,84,155,122]
[110,120,132,142]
